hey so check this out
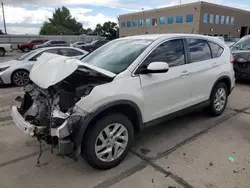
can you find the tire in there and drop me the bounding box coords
[82,113,134,170]
[209,82,228,116]
[11,70,30,87]
[23,47,29,52]
[0,48,5,56]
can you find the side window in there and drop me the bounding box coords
[187,38,212,63]
[45,49,60,54]
[208,41,224,58]
[143,39,185,68]
[60,49,83,57]
[30,49,59,61]
[50,41,57,44]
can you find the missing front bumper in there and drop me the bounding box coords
[11,106,45,136]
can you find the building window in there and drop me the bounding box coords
[127,21,131,27]
[230,17,234,25]
[203,13,208,23]
[121,21,126,28]
[226,16,230,24]
[133,20,138,27]
[139,20,144,27]
[215,15,220,24]
[209,14,214,24]
[176,15,183,23]
[168,16,174,24]
[159,16,166,25]
[221,16,225,24]
[152,18,158,26]
[186,14,193,23]
[146,19,151,27]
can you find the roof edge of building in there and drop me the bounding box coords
[119,1,250,18]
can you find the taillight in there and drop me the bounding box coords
[230,54,234,64]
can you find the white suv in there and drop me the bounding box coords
[11,34,235,169]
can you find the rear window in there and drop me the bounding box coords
[187,38,212,63]
[208,41,224,58]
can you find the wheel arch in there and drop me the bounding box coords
[0,47,6,52]
[74,100,143,150]
[210,76,232,98]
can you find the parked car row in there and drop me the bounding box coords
[9,34,235,170]
[17,39,110,53]
[0,47,88,86]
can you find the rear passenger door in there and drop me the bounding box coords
[185,38,224,104]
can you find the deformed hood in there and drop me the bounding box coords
[29,53,116,89]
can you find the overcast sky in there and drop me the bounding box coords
[0,0,249,34]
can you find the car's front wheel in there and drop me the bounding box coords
[83,113,134,169]
[11,70,30,87]
[0,48,5,56]
[209,82,228,116]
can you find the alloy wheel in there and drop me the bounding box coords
[13,71,30,86]
[95,123,129,162]
[213,87,226,112]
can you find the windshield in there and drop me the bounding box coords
[81,39,152,74]
[231,36,250,50]
[17,50,39,60]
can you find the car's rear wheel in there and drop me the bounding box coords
[11,70,30,87]
[209,82,228,116]
[83,113,134,169]
[0,48,5,56]
[23,47,29,52]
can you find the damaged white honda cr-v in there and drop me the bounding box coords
[12,34,235,169]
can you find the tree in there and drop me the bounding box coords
[39,7,83,35]
[0,30,4,35]
[93,21,119,39]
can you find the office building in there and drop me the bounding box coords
[119,1,250,38]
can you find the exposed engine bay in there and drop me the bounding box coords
[15,66,113,159]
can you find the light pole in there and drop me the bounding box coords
[1,2,7,34]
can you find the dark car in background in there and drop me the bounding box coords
[231,35,250,80]
[18,39,48,52]
[80,40,110,52]
[33,40,68,49]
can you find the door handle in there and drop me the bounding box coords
[181,70,190,76]
[213,63,219,67]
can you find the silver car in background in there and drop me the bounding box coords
[0,47,88,86]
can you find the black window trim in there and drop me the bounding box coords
[133,37,187,75]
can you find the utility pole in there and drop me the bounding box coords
[180,0,181,4]
[1,2,7,34]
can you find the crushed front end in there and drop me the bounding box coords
[11,63,114,159]
[11,83,84,157]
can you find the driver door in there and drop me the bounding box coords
[137,39,192,123]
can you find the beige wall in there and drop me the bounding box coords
[119,2,250,38]
[199,2,250,37]
[119,3,202,37]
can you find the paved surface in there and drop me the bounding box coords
[0,51,22,62]
[0,54,250,187]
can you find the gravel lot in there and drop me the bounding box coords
[1,52,250,188]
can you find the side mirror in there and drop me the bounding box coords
[145,62,169,74]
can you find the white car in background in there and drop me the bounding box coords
[0,43,12,56]
[70,41,86,48]
[0,46,88,86]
